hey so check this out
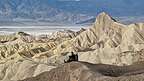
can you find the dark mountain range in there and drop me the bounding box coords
[0,0,93,25]
[0,0,144,25]
[48,0,144,16]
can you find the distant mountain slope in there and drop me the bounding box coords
[0,0,93,25]
[0,0,144,25]
[76,18,95,25]
[53,0,144,16]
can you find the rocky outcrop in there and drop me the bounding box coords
[51,12,125,54]
[19,62,144,81]
[0,29,80,61]
[48,12,144,66]
[0,59,56,81]
[78,14,144,65]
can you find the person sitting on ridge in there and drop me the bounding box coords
[64,52,78,63]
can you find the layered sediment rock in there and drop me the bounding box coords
[49,12,144,66]
[0,30,79,81]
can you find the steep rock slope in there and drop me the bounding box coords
[49,12,144,66]
[52,12,125,54]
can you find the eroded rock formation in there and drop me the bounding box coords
[0,12,144,81]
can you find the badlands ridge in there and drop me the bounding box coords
[0,12,144,81]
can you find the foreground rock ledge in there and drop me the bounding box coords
[19,62,144,81]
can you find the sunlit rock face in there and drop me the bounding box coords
[50,12,144,66]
